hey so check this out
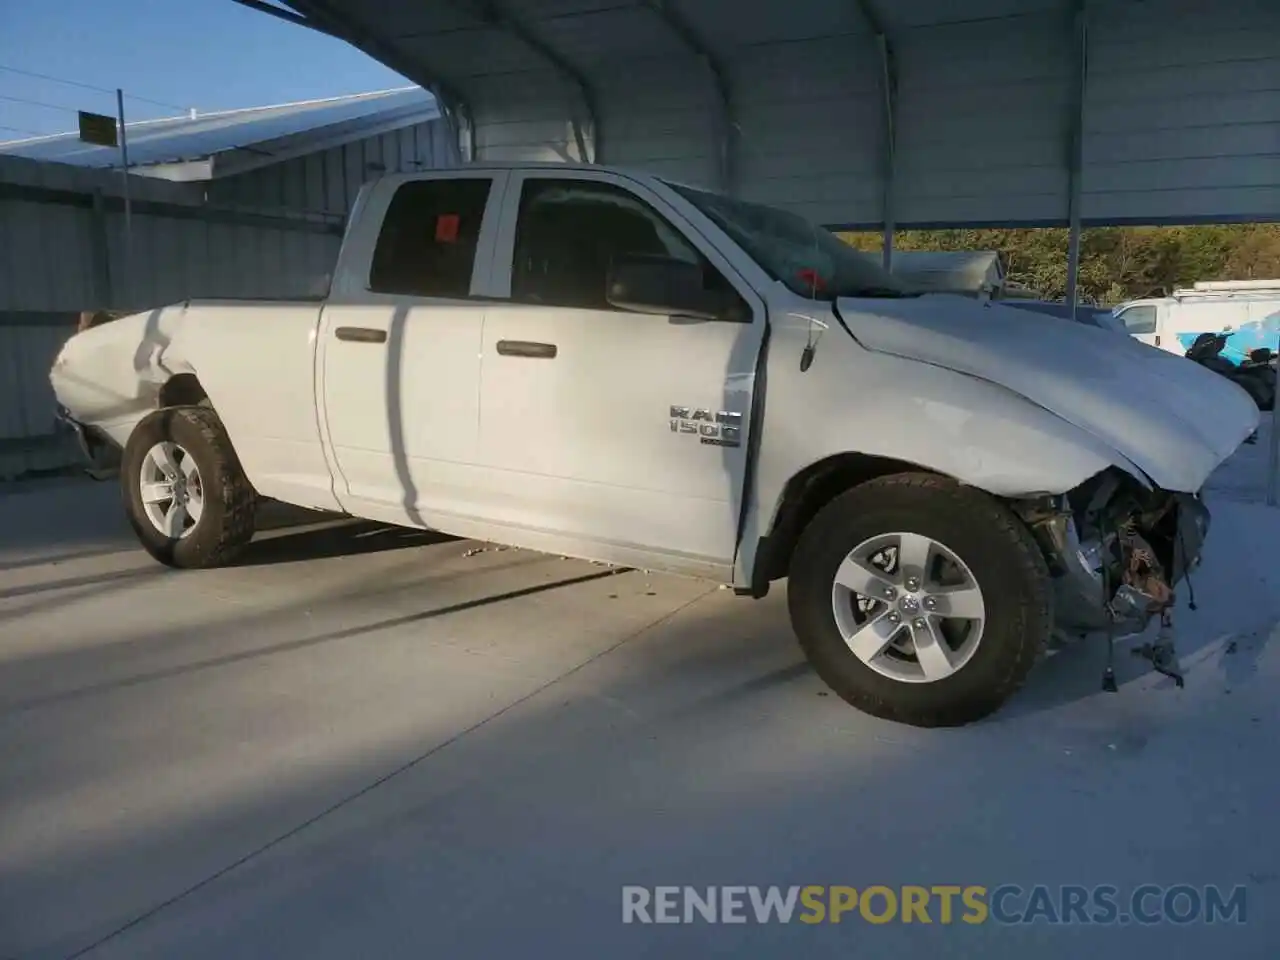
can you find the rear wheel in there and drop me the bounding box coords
[121,406,256,568]
[787,473,1052,727]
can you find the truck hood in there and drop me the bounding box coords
[838,294,1259,492]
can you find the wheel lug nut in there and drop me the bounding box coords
[882,587,896,599]
[906,577,920,591]
[912,618,927,630]
[886,612,901,624]
[922,597,937,611]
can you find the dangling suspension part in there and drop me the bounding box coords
[1100,560,1118,693]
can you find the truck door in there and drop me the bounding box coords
[317,171,508,528]
[473,171,766,578]
[1114,303,1161,350]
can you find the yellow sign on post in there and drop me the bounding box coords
[77,110,118,148]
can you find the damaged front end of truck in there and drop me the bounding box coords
[1017,468,1211,690]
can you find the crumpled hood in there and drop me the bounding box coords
[838,294,1260,492]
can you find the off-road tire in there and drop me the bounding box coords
[121,406,257,569]
[787,472,1052,727]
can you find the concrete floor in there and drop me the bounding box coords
[2,449,1279,959]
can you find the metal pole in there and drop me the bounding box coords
[1268,336,1279,506]
[1064,2,1087,320]
[1065,216,1082,320]
[877,32,896,273]
[116,88,133,302]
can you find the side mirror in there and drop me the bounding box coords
[605,254,743,321]
[1251,347,1273,363]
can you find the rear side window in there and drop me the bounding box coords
[1118,305,1156,334]
[369,178,492,297]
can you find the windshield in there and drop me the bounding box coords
[664,181,913,299]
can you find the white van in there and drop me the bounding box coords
[1113,280,1280,363]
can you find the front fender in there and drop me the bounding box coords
[733,340,1147,588]
[767,350,1146,502]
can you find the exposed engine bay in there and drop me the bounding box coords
[1017,469,1210,690]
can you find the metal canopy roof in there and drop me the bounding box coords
[0,87,438,177]
[258,0,1279,229]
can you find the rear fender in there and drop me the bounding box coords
[162,303,337,509]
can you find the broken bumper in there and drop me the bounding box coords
[1047,492,1209,636]
[55,405,121,480]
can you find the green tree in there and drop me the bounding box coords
[838,224,1280,304]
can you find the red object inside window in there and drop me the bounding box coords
[435,214,461,243]
[796,267,827,292]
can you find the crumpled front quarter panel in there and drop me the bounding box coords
[841,295,1259,492]
[749,316,1139,529]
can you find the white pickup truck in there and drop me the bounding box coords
[51,162,1258,727]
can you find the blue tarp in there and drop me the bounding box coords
[1175,311,1280,364]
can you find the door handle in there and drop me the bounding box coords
[496,339,557,359]
[335,326,387,344]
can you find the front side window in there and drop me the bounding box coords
[511,178,736,312]
[664,181,913,300]
[369,178,492,297]
[1117,305,1157,334]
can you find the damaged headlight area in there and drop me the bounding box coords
[1017,469,1211,689]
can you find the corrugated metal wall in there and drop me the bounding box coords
[0,155,344,480]
[0,116,450,480]
[732,33,884,226]
[1084,0,1280,223]
[452,0,1278,229]
[894,8,1073,227]
[471,73,592,165]
[0,316,82,478]
[0,155,344,312]
[206,118,454,214]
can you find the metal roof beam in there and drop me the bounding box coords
[231,0,316,31]
[451,0,601,163]
[640,0,736,193]
[274,0,473,161]
[853,0,898,268]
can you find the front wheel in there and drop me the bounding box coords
[121,406,257,568]
[787,473,1052,727]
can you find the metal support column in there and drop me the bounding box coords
[115,88,133,304]
[877,31,897,271]
[436,95,472,163]
[257,0,474,150]
[642,0,736,193]
[1267,404,1279,506]
[459,0,602,163]
[856,0,897,270]
[1064,1,1088,320]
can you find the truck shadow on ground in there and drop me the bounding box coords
[0,544,131,573]
[229,498,452,567]
[15,577,1278,960]
[997,611,1280,721]
[2,567,627,716]
[234,519,450,568]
